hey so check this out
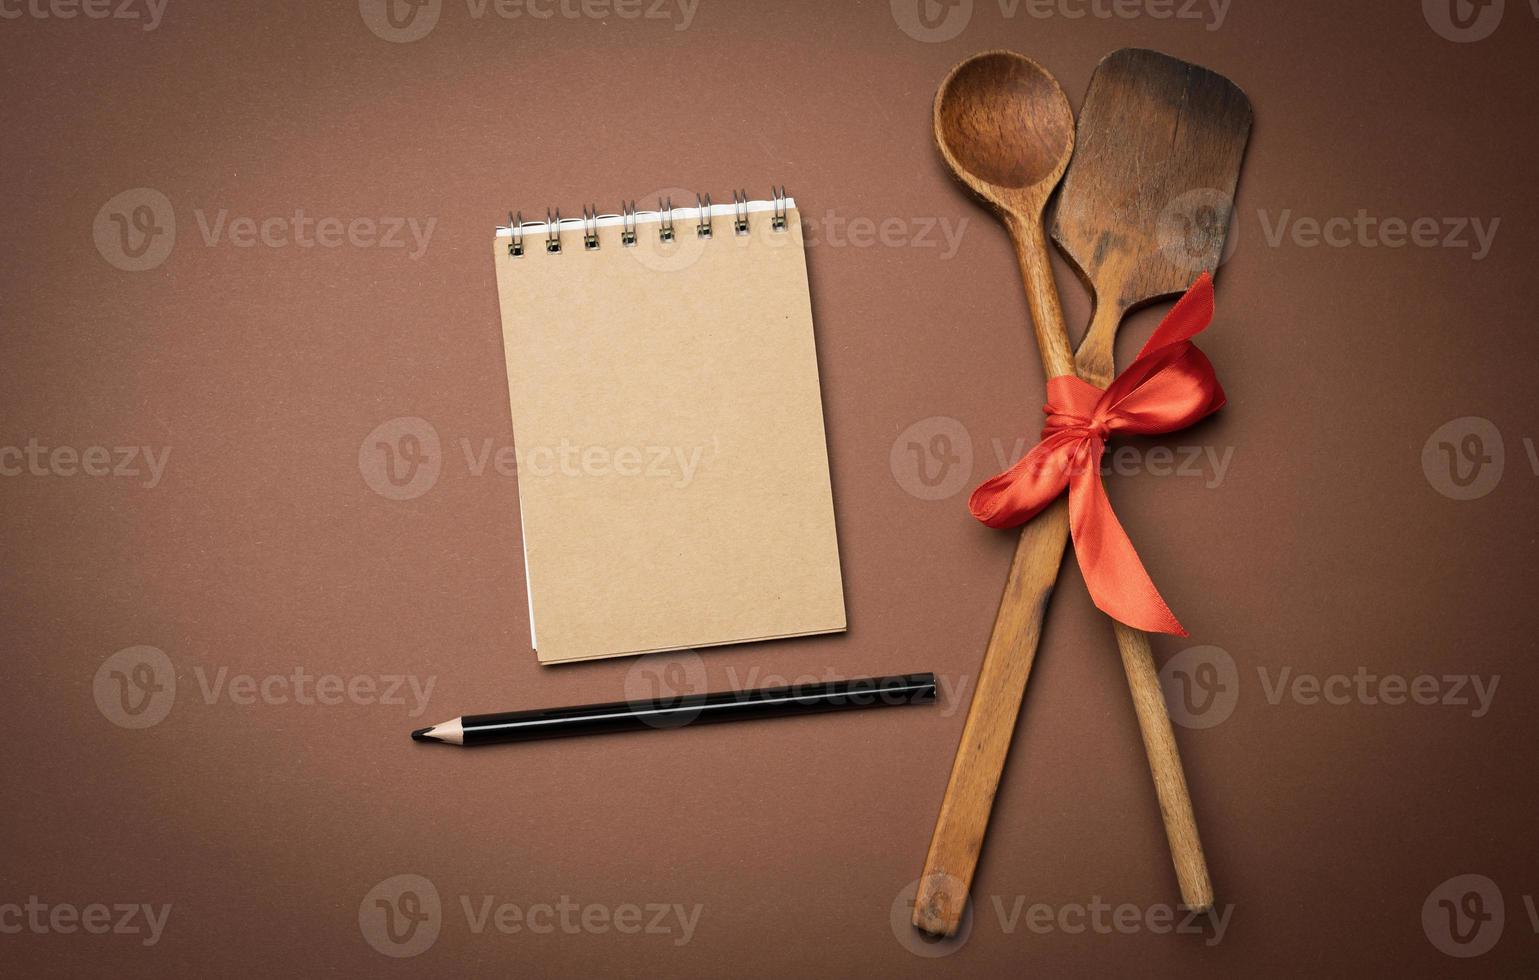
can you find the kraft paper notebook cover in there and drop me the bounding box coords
[491,192,846,664]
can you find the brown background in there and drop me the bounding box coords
[3,0,1537,976]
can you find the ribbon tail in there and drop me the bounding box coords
[1137,272,1215,359]
[1066,449,1189,637]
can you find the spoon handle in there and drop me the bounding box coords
[1005,214,1075,380]
[913,498,1070,937]
[913,211,1076,938]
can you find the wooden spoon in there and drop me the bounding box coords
[1051,47,1253,911]
[913,49,1077,938]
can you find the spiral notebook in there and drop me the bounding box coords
[491,191,846,664]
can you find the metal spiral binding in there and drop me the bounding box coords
[582,205,600,250]
[658,197,675,242]
[546,208,562,254]
[501,188,790,256]
[733,190,750,236]
[508,211,524,256]
[621,202,638,246]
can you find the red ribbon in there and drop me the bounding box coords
[968,274,1225,637]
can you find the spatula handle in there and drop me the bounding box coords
[913,497,1070,937]
[1113,623,1214,909]
[1077,315,1215,912]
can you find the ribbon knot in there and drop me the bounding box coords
[967,274,1226,637]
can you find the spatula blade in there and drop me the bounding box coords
[1050,48,1253,319]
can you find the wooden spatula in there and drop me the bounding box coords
[1050,47,1252,910]
[1054,48,1252,384]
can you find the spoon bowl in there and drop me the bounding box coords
[934,50,1076,215]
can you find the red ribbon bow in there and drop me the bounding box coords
[968,274,1225,637]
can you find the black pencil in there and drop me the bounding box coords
[411,672,937,746]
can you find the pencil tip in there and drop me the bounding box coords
[411,727,438,742]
